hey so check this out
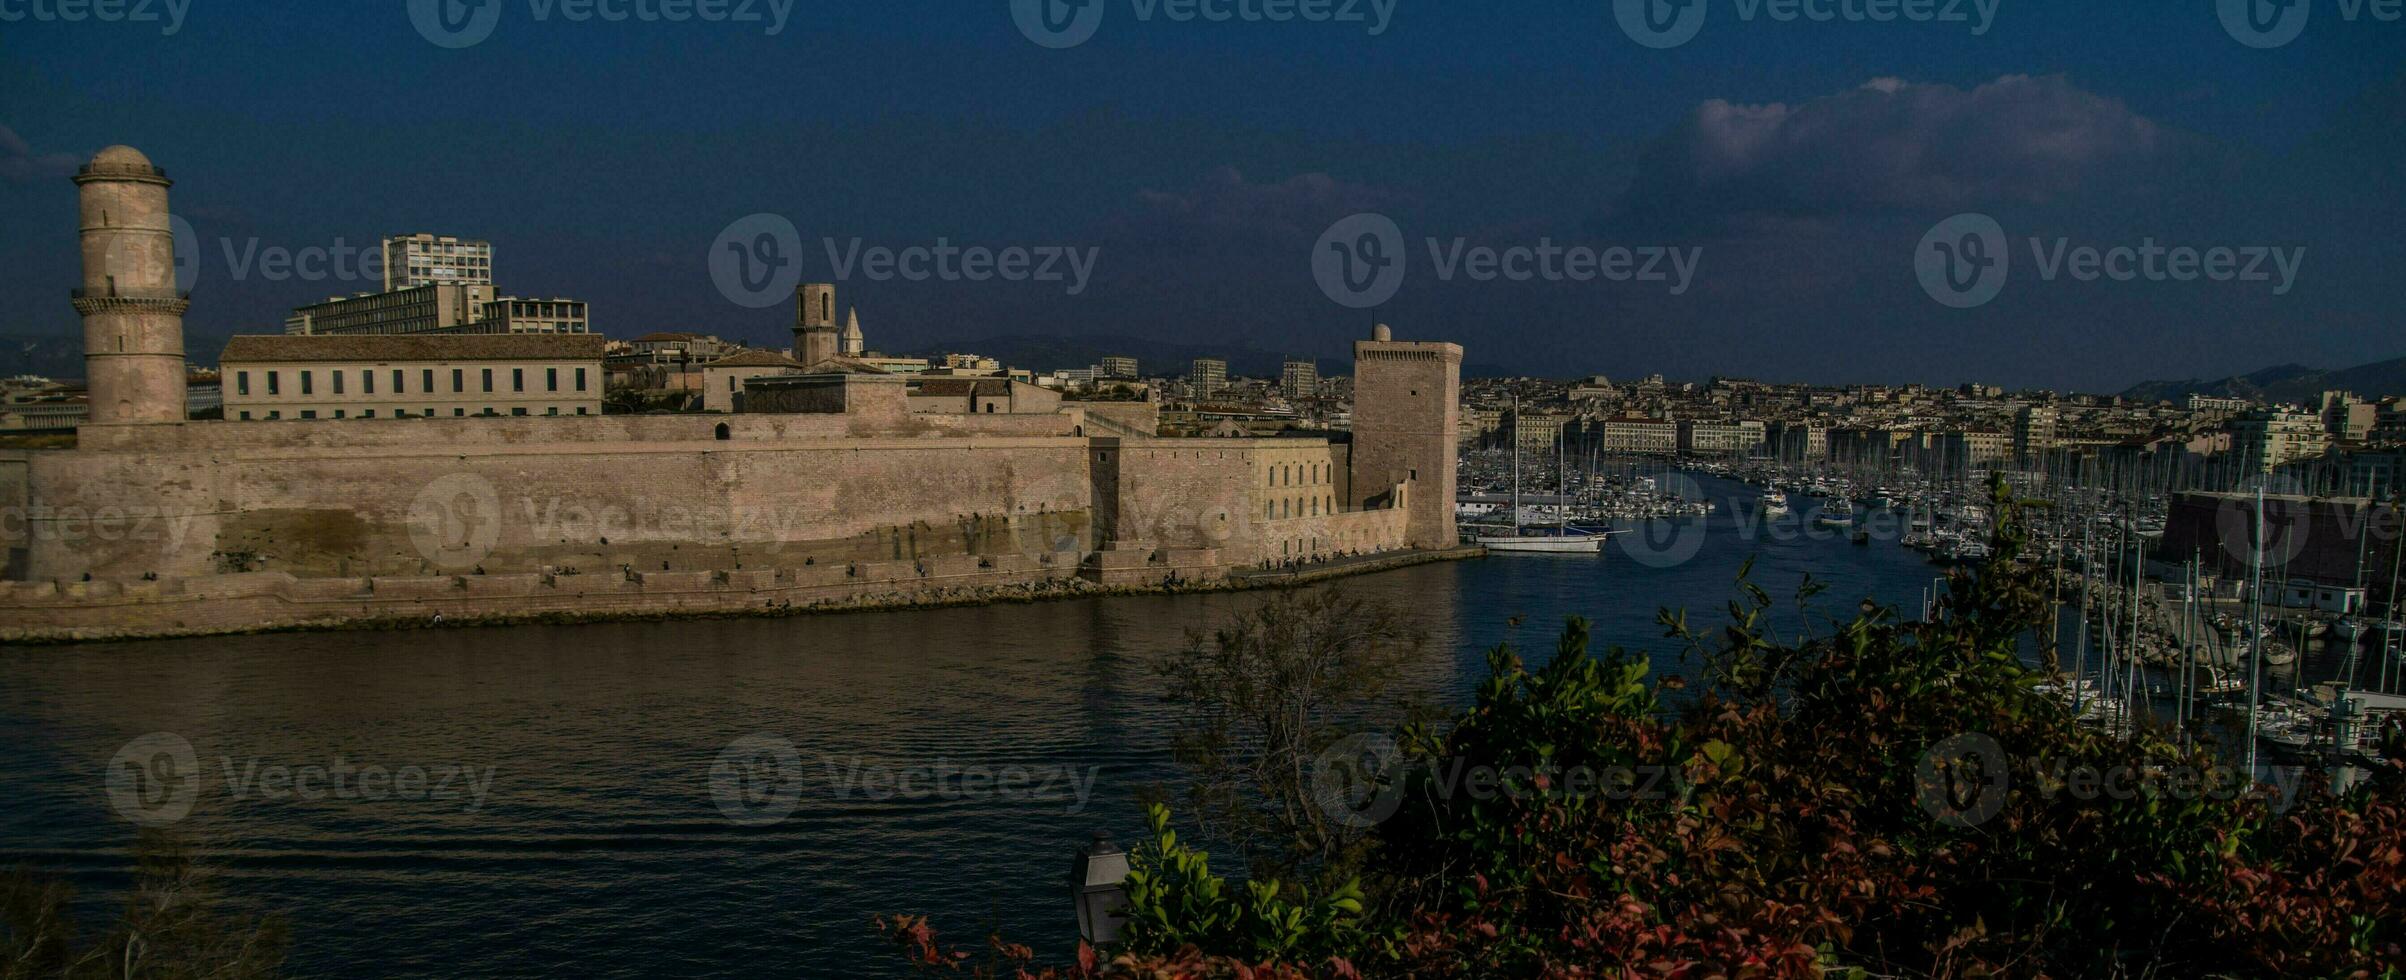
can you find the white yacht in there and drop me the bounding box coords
[1758,490,1790,518]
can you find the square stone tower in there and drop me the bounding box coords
[1350,324,1462,549]
[794,282,839,366]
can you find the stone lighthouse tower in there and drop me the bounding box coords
[72,145,187,424]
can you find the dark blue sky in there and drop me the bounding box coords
[1,0,2399,391]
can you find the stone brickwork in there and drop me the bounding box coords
[13,430,1096,582]
[1350,331,1463,549]
[75,148,188,425]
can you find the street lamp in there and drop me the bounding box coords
[1070,832,1129,945]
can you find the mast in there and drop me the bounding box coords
[1511,392,1522,535]
[2246,483,2266,775]
[2073,519,2095,713]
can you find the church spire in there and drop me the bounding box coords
[840,307,866,356]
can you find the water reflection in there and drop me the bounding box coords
[3,475,1978,978]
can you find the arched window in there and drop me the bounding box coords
[714,423,731,441]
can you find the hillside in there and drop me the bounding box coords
[2120,354,2406,406]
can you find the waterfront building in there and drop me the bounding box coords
[290,283,495,336]
[382,233,493,291]
[2187,394,2252,414]
[621,332,737,365]
[2013,405,2059,466]
[220,333,606,420]
[1601,416,1679,454]
[1937,429,2012,473]
[1281,359,1320,397]
[2321,390,2378,443]
[1189,358,1228,396]
[1676,419,1766,456]
[287,234,584,337]
[477,297,591,334]
[1514,412,1567,449]
[2231,410,2329,474]
[858,356,935,375]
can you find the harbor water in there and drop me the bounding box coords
[0,475,2375,977]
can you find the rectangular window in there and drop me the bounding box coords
[267,410,280,419]
[512,407,527,417]
[268,372,280,395]
[547,368,558,392]
[482,369,493,393]
[512,369,524,392]
[333,410,345,419]
[332,371,344,395]
[238,411,251,420]
[360,370,372,395]
[237,371,250,396]
[423,369,434,393]
[454,408,465,417]
[452,369,463,393]
[362,410,375,418]
[576,407,588,416]
[300,371,313,396]
[300,410,317,419]
[393,369,404,393]
[546,406,559,416]
[575,368,587,391]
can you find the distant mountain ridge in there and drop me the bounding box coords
[2119,354,2406,406]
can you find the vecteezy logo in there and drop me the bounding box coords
[2220,0,2312,48]
[1613,0,1709,48]
[1310,733,1405,829]
[1618,473,1711,569]
[407,473,502,572]
[408,0,503,48]
[105,732,200,827]
[1916,213,2010,309]
[169,214,200,293]
[2216,474,2314,570]
[1312,213,1408,309]
[711,734,804,827]
[1915,732,2008,829]
[1012,0,1107,48]
[709,213,805,309]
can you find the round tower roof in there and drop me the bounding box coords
[91,145,154,167]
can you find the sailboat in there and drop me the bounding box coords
[1474,395,1608,554]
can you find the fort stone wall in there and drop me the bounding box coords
[14,429,1096,582]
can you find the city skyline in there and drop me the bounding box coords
[2,2,2400,391]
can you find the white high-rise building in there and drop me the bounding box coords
[383,233,494,291]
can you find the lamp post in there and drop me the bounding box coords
[1070,832,1129,945]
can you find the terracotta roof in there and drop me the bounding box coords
[708,350,804,369]
[221,333,608,364]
